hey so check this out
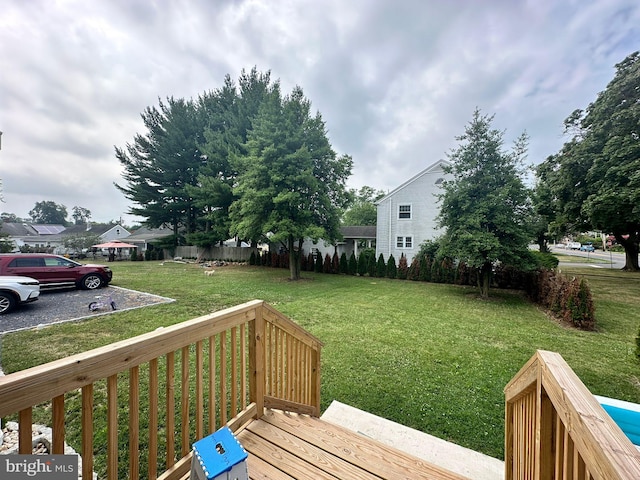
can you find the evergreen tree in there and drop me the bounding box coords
[357,251,368,276]
[386,254,397,279]
[339,252,349,274]
[438,109,532,298]
[367,253,377,277]
[348,252,358,275]
[397,253,408,280]
[376,253,386,278]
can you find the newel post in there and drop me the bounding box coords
[249,302,266,418]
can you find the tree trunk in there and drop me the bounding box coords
[616,232,639,271]
[288,236,302,280]
[478,262,492,299]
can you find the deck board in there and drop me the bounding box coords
[236,409,470,480]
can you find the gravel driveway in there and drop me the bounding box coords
[0,286,174,334]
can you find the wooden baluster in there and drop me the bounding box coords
[82,384,94,480]
[240,323,247,409]
[107,375,118,480]
[231,327,238,417]
[220,331,227,424]
[52,395,65,454]
[195,340,203,440]
[129,366,140,480]
[18,407,32,454]
[166,351,175,469]
[148,359,158,480]
[180,346,189,457]
[209,335,217,433]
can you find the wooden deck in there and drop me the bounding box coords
[233,409,469,480]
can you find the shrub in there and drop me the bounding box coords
[314,253,323,273]
[376,253,386,278]
[528,269,596,330]
[348,252,357,275]
[530,251,559,269]
[397,253,408,280]
[339,253,349,274]
[332,252,340,274]
[407,256,420,281]
[249,251,257,265]
[419,255,431,282]
[323,253,332,274]
[386,255,397,279]
[357,251,368,276]
[368,253,377,277]
[565,277,595,330]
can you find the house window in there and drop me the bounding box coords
[396,236,413,248]
[398,204,411,219]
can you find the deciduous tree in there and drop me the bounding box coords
[29,201,68,225]
[342,186,385,226]
[537,52,640,270]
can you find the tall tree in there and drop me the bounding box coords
[72,206,92,225]
[342,186,385,226]
[538,52,640,270]
[29,201,68,225]
[437,109,532,298]
[230,85,352,280]
[187,69,276,247]
[115,97,205,243]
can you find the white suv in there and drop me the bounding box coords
[0,276,40,314]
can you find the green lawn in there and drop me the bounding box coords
[2,261,639,460]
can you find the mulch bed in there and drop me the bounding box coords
[0,286,174,334]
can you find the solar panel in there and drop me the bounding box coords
[32,224,66,234]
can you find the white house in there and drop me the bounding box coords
[0,222,130,253]
[375,160,451,264]
[299,226,376,261]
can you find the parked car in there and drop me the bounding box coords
[568,242,581,250]
[580,243,595,252]
[0,254,112,290]
[0,275,40,314]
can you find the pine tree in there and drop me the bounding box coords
[386,254,397,279]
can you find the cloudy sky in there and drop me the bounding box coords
[1,1,638,225]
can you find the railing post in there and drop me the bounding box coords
[310,346,321,417]
[536,383,555,480]
[249,303,265,418]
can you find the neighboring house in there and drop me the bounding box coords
[375,159,451,264]
[0,222,130,253]
[124,226,173,253]
[298,226,376,261]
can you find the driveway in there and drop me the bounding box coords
[0,286,174,334]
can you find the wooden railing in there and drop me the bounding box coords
[504,350,640,480]
[0,300,322,480]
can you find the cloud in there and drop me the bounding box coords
[0,0,638,223]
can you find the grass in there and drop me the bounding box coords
[2,261,640,461]
[555,253,612,264]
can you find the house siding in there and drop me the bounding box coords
[376,160,450,264]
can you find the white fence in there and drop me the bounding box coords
[171,245,258,262]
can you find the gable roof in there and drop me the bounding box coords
[0,222,39,237]
[340,226,376,239]
[376,159,451,204]
[62,223,122,236]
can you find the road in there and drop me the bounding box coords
[549,245,627,269]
